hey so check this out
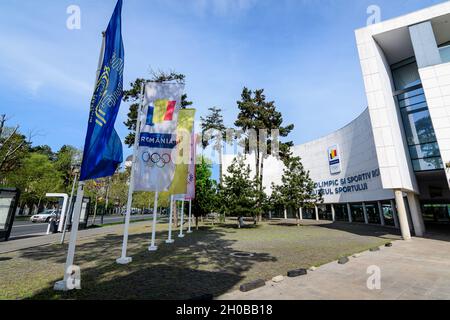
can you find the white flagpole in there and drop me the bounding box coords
[178,199,185,238]
[149,192,159,251]
[54,32,106,291]
[60,171,78,244]
[116,82,145,265]
[187,199,193,233]
[166,195,175,244]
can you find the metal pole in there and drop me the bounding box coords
[60,172,78,244]
[178,200,185,238]
[116,82,145,265]
[166,195,174,243]
[54,181,85,291]
[149,192,159,251]
[54,31,105,290]
[187,199,192,233]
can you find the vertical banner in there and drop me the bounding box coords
[134,83,184,192]
[167,109,196,196]
[79,0,124,181]
[185,132,197,200]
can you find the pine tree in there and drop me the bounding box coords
[271,156,322,226]
[200,107,226,185]
[235,88,294,221]
[219,155,258,225]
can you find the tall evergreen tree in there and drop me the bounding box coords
[235,88,294,221]
[200,107,226,185]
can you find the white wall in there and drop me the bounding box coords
[420,62,450,188]
[356,19,420,193]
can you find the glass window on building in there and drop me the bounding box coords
[303,208,315,220]
[350,203,365,223]
[318,205,332,220]
[439,41,450,64]
[381,202,395,226]
[422,204,450,223]
[334,204,348,222]
[391,57,444,172]
[365,202,381,224]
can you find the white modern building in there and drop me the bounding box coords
[223,2,450,239]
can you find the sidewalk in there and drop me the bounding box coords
[219,237,450,300]
[0,221,149,254]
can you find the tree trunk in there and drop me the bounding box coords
[219,147,223,187]
[195,216,199,230]
[258,156,265,222]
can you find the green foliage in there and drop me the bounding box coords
[235,88,294,220]
[123,71,193,147]
[54,145,81,192]
[6,153,64,206]
[271,156,322,213]
[0,116,30,176]
[218,155,258,218]
[193,156,217,218]
[200,107,226,150]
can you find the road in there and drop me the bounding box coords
[9,214,155,240]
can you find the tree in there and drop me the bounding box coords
[235,88,294,221]
[54,145,82,192]
[123,70,193,147]
[192,156,217,230]
[200,107,226,185]
[6,153,64,212]
[108,169,129,214]
[271,156,322,226]
[31,145,54,160]
[0,114,31,176]
[218,155,258,225]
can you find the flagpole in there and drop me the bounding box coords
[148,191,159,251]
[116,82,144,264]
[187,199,193,233]
[60,170,78,244]
[166,195,175,243]
[178,199,185,238]
[54,31,106,291]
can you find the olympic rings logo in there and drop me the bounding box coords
[142,152,172,168]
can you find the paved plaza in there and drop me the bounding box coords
[219,235,450,300]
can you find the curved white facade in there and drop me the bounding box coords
[292,109,394,204]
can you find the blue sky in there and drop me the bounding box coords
[0,0,446,158]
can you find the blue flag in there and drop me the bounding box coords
[80,0,124,181]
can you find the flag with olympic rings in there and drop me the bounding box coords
[133,82,184,192]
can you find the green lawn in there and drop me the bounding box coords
[0,220,400,300]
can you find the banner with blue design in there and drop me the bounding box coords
[80,0,124,181]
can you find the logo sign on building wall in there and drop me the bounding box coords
[328,145,342,174]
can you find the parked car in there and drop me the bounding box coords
[30,210,59,223]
